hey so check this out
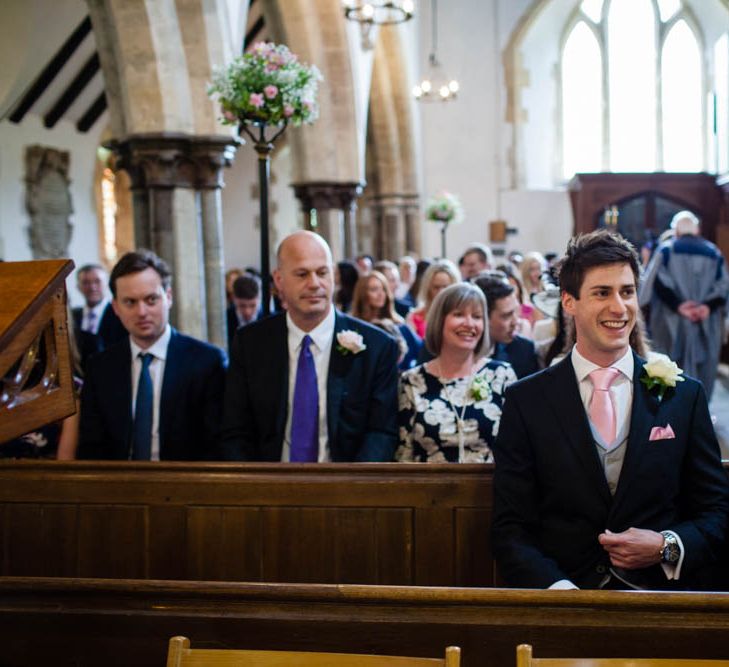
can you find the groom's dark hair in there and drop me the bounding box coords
[558,230,640,299]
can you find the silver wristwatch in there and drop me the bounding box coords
[660,531,680,564]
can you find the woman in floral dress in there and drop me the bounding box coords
[396,283,517,463]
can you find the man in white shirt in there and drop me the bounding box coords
[220,231,399,462]
[71,264,126,367]
[492,230,729,590]
[78,250,226,461]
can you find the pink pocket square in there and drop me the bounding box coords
[649,424,675,441]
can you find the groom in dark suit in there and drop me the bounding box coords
[220,231,399,462]
[492,230,729,590]
[78,250,226,461]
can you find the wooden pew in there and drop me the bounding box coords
[1,577,729,667]
[0,461,494,586]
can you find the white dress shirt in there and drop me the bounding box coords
[129,325,171,462]
[82,299,110,334]
[549,345,683,589]
[282,307,336,463]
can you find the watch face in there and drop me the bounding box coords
[662,537,680,563]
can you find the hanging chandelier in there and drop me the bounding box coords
[344,1,415,51]
[413,0,459,102]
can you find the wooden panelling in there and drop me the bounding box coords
[0,462,492,586]
[2,579,729,667]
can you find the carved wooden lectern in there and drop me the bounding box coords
[0,260,75,443]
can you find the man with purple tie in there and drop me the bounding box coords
[492,230,729,590]
[220,231,399,462]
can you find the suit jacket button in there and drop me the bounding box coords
[596,565,607,574]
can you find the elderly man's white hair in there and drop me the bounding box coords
[670,210,700,236]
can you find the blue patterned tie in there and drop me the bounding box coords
[132,353,153,460]
[290,335,319,462]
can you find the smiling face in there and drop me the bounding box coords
[112,268,172,348]
[274,232,334,331]
[562,262,637,366]
[442,302,485,355]
[366,275,387,311]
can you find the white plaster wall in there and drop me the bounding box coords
[0,113,108,307]
[416,0,571,261]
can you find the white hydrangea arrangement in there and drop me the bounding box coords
[425,191,464,225]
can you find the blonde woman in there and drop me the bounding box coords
[406,259,460,339]
[520,251,548,298]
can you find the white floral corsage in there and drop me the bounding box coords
[471,375,491,402]
[336,330,367,355]
[640,352,684,401]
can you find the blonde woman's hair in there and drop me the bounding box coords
[417,259,460,315]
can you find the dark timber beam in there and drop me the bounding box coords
[8,16,92,124]
[76,92,107,133]
[44,53,100,129]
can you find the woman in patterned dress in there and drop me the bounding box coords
[396,283,517,463]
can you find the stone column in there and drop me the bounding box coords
[291,181,365,260]
[363,193,420,260]
[110,133,237,342]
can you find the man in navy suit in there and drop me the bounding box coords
[472,273,539,379]
[78,250,226,461]
[220,231,399,462]
[71,264,127,368]
[226,273,262,349]
[492,230,729,590]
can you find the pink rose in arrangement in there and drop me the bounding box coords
[264,85,278,99]
[249,92,264,108]
[223,109,237,122]
[283,104,294,117]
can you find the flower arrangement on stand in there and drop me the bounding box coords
[425,191,463,258]
[208,42,323,315]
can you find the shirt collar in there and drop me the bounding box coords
[85,298,109,316]
[130,324,172,361]
[571,344,634,383]
[286,306,335,352]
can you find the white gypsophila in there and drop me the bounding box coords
[644,352,685,387]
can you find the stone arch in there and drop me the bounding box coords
[364,24,421,259]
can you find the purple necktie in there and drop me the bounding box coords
[290,335,319,462]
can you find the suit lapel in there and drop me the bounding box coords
[610,352,659,512]
[159,330,181,454]
[272,315,289,441]
[544,355,612,505]
[327,312,355,446]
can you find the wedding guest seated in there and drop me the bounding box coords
[397,255,417,306]
[407,258,432,309]
[351,270,422,370]
[220,231,399,462]
[78,249,227,461]
[495,262,533,338]
[406,259,460,338]
[396,283,517,463]
[472,274,540,379]
[334,260,358,313]
[71,263,127,369]
[459,243,493,280]
[227,273,261,349]
[374,260,411,318]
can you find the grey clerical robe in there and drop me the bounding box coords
[639,234,729,399]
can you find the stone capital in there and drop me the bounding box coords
[291,181,366,212]
[108,133,238,190]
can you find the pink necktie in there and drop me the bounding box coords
[588,367,620,445]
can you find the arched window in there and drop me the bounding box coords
[560,0,706,178]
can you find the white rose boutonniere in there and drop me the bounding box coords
[471,375,492,402]
[641,352,685,401]
[336,330,367,355]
